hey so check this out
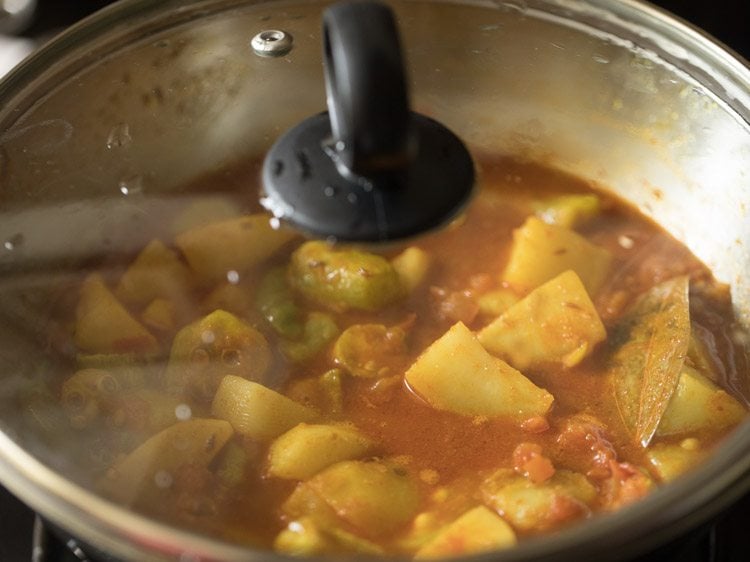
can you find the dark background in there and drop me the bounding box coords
[14,0,750,61]
[2,0,750,561]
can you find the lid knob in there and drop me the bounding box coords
[261,0,474,242]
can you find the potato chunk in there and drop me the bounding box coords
[141,298,177,334]
[288,241,404,312]
[414,506,516,559]
[655,366,746,437]
[212,375,318,441]
[391,246,431,293]
[502,216,612,295]
[647,441,706,483]
[75,274,159,355]
[283,459,420,538]
[267,423,373,480]
[274,516,384,556]
[115,239,194,310]
[532,193,601,229]
[477,288,519,319]
[405,322,553,420]
[481,468,597,532]
[175,213,297,285]
[478,270,606,371]
[97,418,232,507]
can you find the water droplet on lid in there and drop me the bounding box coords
[323,185,337,197]
[201,330,216,344]
[154,470,173,488]
[288,521,304,533]
[347,193,358,204]
[592,54,610,64]
[227,270,240,284]
[106,123,132,149]
[175,404,192,421]
[119,175,143,196]
[3,232,23,251]
[618,235,635,249]
[269,217,281,230]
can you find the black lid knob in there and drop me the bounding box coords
[261,0,474,242]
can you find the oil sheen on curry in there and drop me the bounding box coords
[54,157,749,558]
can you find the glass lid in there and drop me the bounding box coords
[0,1,749,561]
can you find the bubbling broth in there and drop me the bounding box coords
[47,156,749,557]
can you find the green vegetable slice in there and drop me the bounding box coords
[610,276,690,447]
[256,267,304,339]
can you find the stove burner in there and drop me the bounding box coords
[33,517,92,562]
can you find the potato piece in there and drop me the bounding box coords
[267,423,373,480]
[115,388,187,435]
[532,193,601,229]
[283,459,420,538]
[333,323,408,378]
[212,375,317,441]
[478,270,606,371]
[169,196,242,235]
[414,506,516,559]
[274,516,384,556]
[75,274,159,355]
[502,216,612,295]
[175,214,297,285]
[391,246,431,293]
[647,440,706,483]
[288,241,404,312]
[405,322,553,420]
[141,298,177,333]
[481,469,596,533]
[97,418,232,507]
[477,288,520,318]
[114,239,194,309]
[202,282,255,320]
[163,309,271,400]
[655,366,746,437]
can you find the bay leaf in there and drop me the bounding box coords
[609,276,690,447]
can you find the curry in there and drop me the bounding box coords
[52,156,748,558]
